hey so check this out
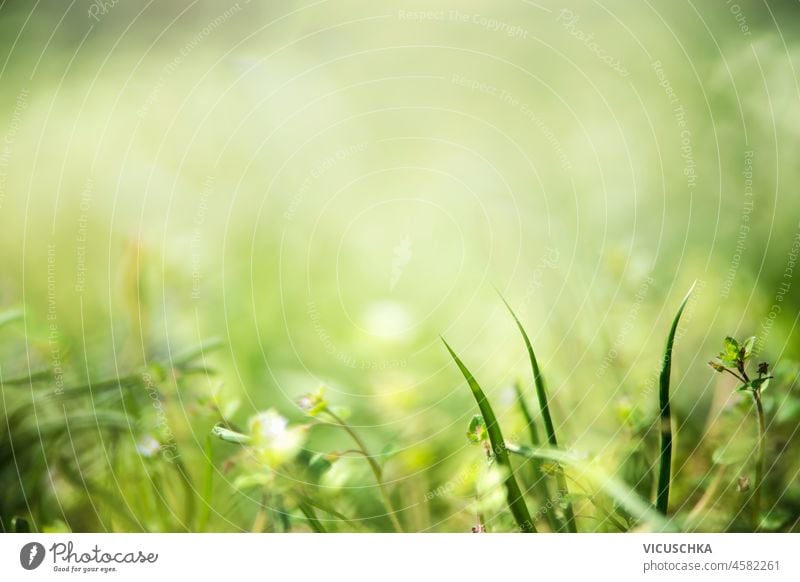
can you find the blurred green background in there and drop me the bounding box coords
[1,0,799,532]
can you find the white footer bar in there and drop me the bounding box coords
[1,534,796,581]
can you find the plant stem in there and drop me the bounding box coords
[752,389,766,531]
[687,465,727,524]
[324,408,404,533]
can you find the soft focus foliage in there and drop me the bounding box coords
[1,0,800,532]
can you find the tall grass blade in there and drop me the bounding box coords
[498,295,577,532]
[441,338,536,533]
[656,283,695,515]
[514,381,561,531]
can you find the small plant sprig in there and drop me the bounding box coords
[298,388,404,533]
[708,336,773,530]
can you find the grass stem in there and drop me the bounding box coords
[752,389,766,531]
[324,408,404,533]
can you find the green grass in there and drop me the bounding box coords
[513,381,560,531]
[656,283,695,515]
[441,337,536,533]
[2,284,796,534]
[499,295,577,532]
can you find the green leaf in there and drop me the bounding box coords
[720,336,740,366]
[232,473,272,490]
[211,424,251,444]
[441,337,536,533]
[466,414,488,444]
[739,376,772,393]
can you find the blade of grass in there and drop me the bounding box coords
[656,283,695,515]
[514,381,561,531]
[197,434,214,532]
[0,309,23,329]
[506,443,674,532]
[171,337,224,368]
[297,499,327,533]
[497,295,577,532]
[441,338,536,533]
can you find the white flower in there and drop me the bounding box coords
[136,434,161,458]
[251,410,289,442]
[248,409,306,467]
